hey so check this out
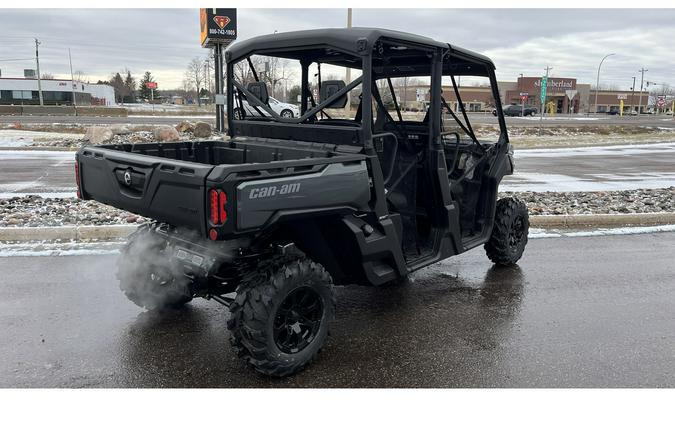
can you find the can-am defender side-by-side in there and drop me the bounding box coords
[75,28,529,377]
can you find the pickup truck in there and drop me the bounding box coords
[76,27,529,378]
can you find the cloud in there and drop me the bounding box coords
[0,8,673,90]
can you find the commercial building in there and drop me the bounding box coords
[395,75,649,114]
[0,77,116,106]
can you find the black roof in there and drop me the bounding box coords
[226,27,494,69]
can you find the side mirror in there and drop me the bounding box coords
[246,82,269,105]
[320,80,347,108]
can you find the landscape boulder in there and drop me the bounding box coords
[110,124,132,135]
[175,120,194,133]
[153,125,180,142]
[193,121,213,138]
[82,126,114,144]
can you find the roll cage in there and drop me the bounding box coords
[225,27,509,152]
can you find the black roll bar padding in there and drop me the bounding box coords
[371,82,406,139]
[386,150,424,197]
[372,131,398,186]
[247,57,259,82]
[441,130,461,181]
[441,95,485,152]
[386,77,404,123]
[449,74,485,152]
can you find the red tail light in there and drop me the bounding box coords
[209,188,229,226]
[219,191,228,224]
[74,162,82,199]
[209,189,219,225]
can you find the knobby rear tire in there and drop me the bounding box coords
[227,255,335,377]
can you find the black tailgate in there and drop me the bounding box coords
[76,146,214,234]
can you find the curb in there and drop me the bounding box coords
[1,213,675,242]
[0,225,136,242]
[529,212,675,228]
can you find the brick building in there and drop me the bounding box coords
[394,75,649,114]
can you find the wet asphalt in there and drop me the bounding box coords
[1,231,674,388]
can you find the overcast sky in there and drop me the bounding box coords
[1,8,673,90]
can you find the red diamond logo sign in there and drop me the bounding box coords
[213,15,230,29]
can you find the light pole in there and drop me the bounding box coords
[593,53,615,114]
[519,73,524,117]
[637,67,648,117]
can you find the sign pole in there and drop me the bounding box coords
[539,66,551,135]
[151,88,154,115]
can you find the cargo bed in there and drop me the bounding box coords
[75,138,368,236]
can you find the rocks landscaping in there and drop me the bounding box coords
[1,187,673,228]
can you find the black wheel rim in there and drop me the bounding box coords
[273,287,324,354]
[508,216,525,252]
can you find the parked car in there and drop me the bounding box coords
[232,95,300,119]
[493,104,537,117]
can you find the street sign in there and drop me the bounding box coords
[520,95,528,102]
[200,8,237,47]
[657,96,667,107]
[565,89,577,100]
[540,77,548,103]
[145,82,158,89]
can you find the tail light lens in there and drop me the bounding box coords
[74,162,82,199]
[219,191,228,224]
[209,188,228,227]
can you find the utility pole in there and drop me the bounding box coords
[344,7,352,116]
[594,53,615,113]
[34,38,44,106]
[68,48,76,108]
[630,76,636,116]
[637,67,648,118]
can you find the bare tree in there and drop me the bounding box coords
[186,57,205,106]
[74,70,87,82]
[41,73,54,79]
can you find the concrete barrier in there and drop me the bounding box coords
[22,105,77,116]
[0,105,23,115]
[2,213,675,242]
[75,107,128,117]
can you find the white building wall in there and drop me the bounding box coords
[0,78,116,106]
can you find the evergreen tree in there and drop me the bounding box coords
[138,71,155,100]
[123,70,136,102]
[109,72,125,103]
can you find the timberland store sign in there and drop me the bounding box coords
[534,78,576,92]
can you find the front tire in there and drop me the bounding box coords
[485,198,529,266]
[228,255,335,377]
[280,109,294,119]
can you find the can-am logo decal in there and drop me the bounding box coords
[249,183,301,199]
[213,15,231,29]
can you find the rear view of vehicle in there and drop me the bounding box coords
[76,27,529,378]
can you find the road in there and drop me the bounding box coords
[0,150,75,198]
[2,113,675,128]
[2,141,675,198]
[1,232,674,387]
